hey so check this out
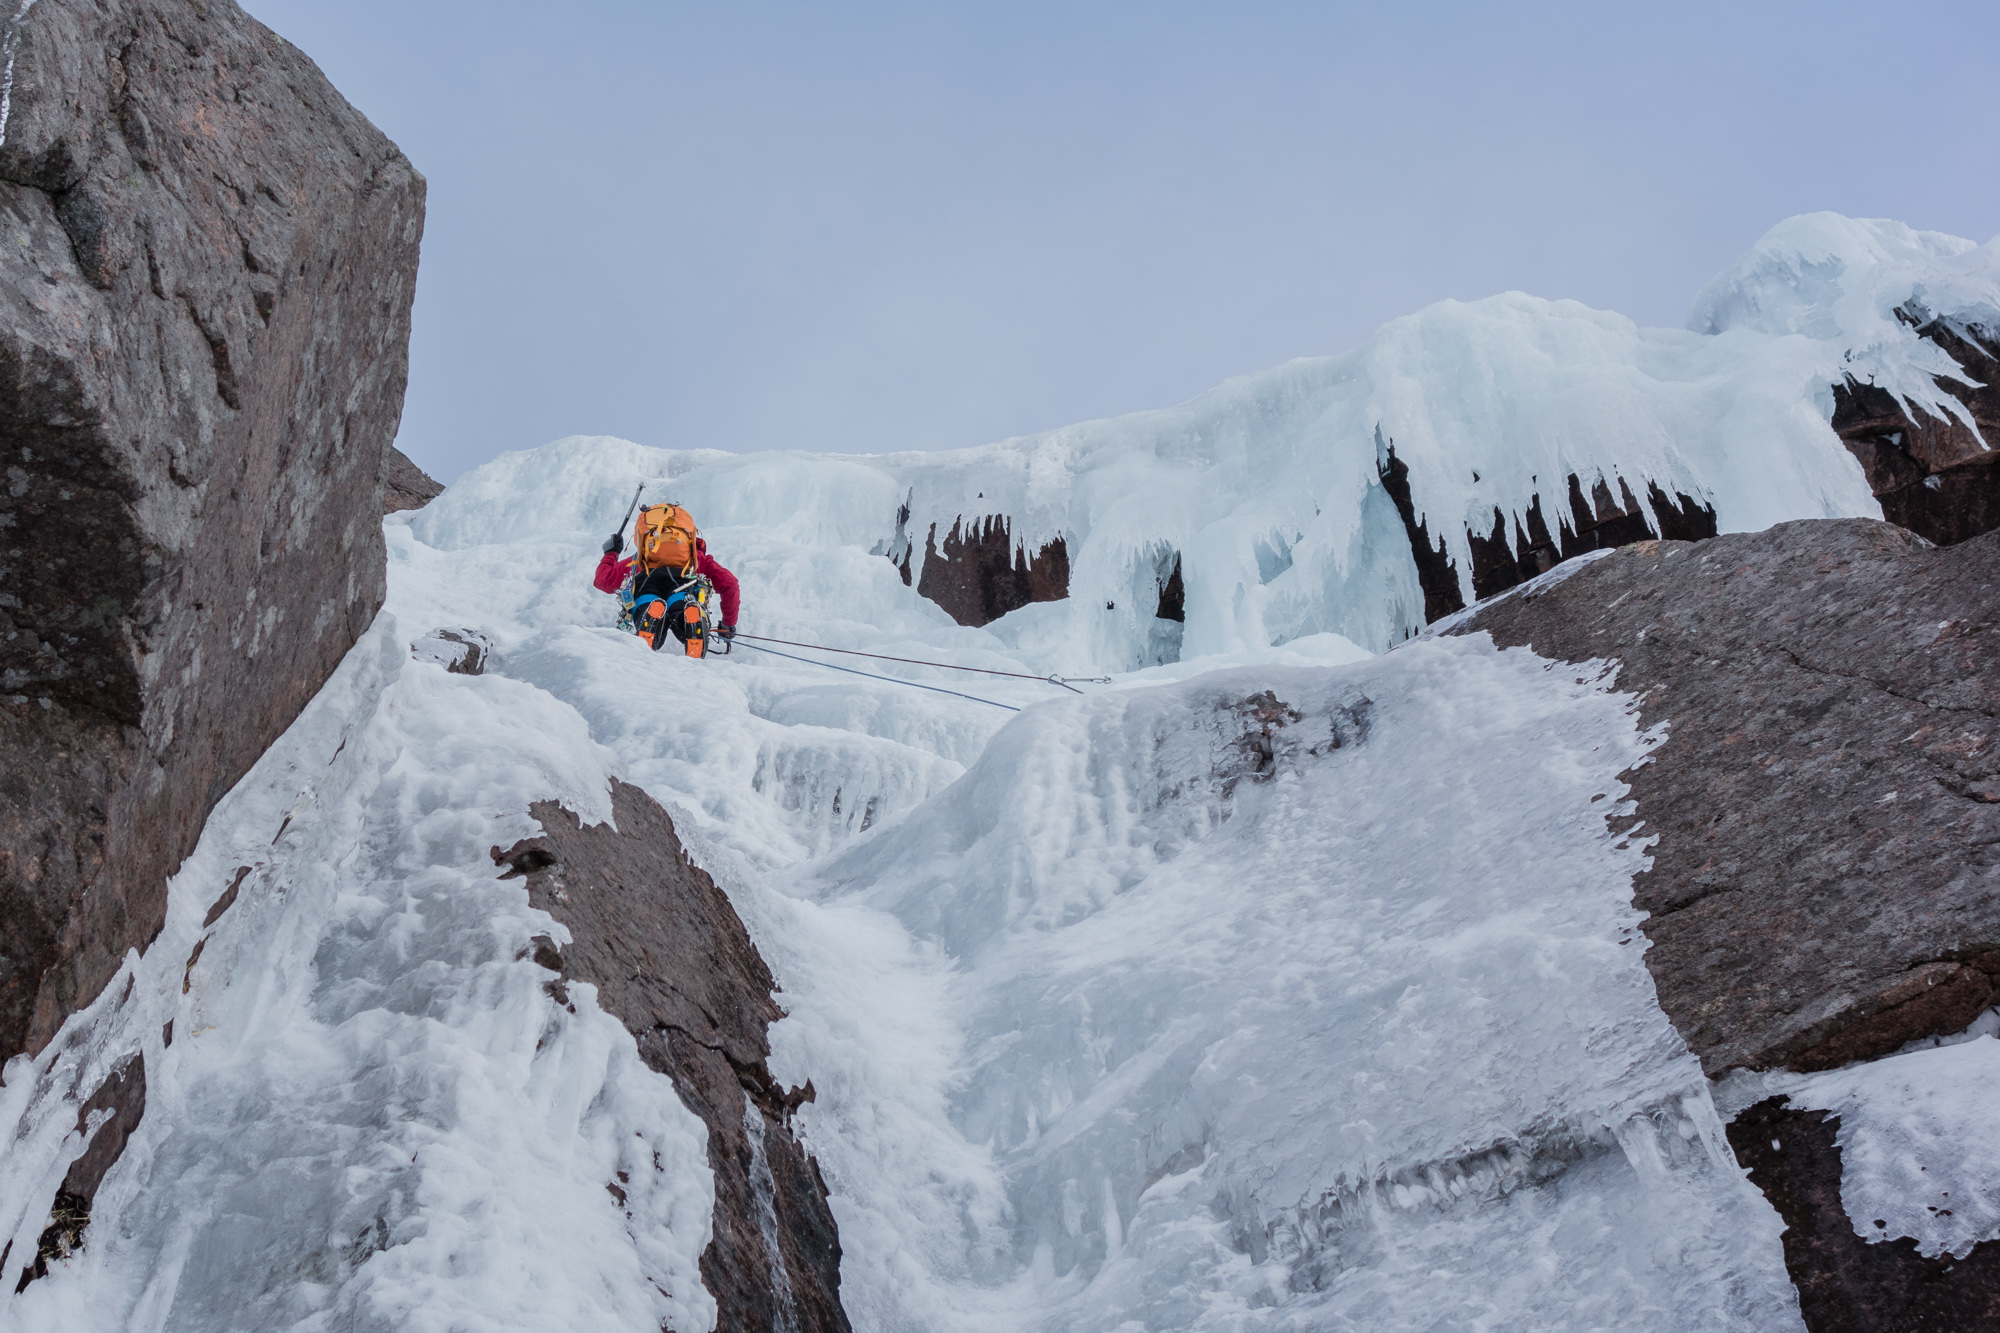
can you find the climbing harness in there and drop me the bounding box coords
[733,634,1111,694]
[633,572,717,656]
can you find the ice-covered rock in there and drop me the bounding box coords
[1453,516,2000,1324]
[493,782,848,1333]
[1450,518,2000,1076]
[1727,1051,2000,1333]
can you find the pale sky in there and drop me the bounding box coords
[243,0,2000,481]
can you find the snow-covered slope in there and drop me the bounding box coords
[0,621,718,1333]
[7,213,1998,1330]
[805,648,1804,1330]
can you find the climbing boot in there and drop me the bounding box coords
[682,599,706,658]
[637,597,671,652]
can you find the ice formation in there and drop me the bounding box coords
[5,213,1999,1330]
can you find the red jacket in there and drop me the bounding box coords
[594,539,741,625]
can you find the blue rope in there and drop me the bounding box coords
[732,640,1021,712]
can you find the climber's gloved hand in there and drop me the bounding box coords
[602,531,624,555]
[718,623,736,641]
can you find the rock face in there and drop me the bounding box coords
[1833,315,2000,548]
[0,0,422,1068]
[381,444,442,513]
[494,781,850,1333]
[1379,442,1719,624]
[1451,519,1999,1075]
[913,514,1069,627]
[1451,519,2000,1326]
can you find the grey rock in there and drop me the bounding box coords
[1449,518,2000,1075]
[1833,315,2000,548]
[0,0,422,1062]
[493,781,850,1333]
[381,444,441,514]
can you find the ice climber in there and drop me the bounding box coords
[595,501,740,656]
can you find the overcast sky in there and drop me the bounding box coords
[242,0,1999,482]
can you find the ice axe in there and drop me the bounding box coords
[605,483,644,554]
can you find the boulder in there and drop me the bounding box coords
[493,781,850,1333]
[381,444,442,514]
[0,0,422,1063]
[1832,315,2000,548]
[1448,519,2000,1075]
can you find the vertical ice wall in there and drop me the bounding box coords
[801,645,1807,1329]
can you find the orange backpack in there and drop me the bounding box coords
[632,503,699,576]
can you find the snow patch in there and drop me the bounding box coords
[1747,1036,2000,1260]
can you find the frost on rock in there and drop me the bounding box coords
[1780,1036,2000,1260]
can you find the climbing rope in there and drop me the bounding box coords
[734,633,1111,694]
[732,641,1022,712]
